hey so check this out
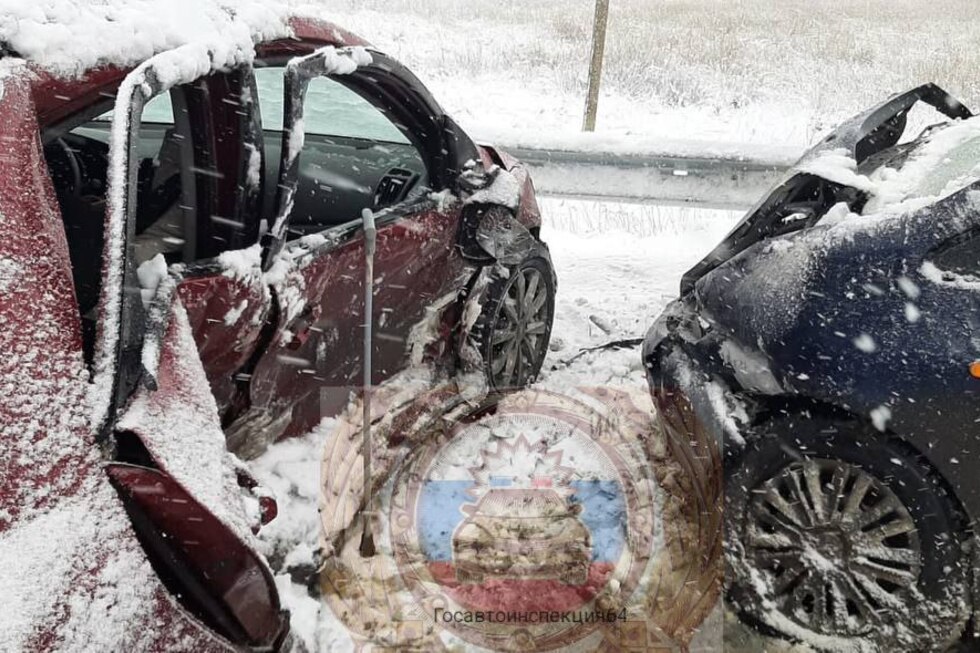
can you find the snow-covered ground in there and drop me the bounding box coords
[250,198,741,651]
[309,0,980,153]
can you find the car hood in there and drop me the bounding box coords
[688,179,980,431]
[681,83,973,295]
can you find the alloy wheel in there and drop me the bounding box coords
[488,266,551,388]
[745,458,921,636]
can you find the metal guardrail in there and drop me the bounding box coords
[504,145,794,210]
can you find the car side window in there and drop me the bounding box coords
[43,90,181,314]
[253,65,429,240]
[43,71,264,356]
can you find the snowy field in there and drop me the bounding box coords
[310,0,980,151]
[250,199,741,651]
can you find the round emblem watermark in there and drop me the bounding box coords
[319,382,721,651]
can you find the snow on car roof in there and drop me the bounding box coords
[0,0,321,77]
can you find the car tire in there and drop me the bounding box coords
[725,415,970,652]
[474,250,556,391]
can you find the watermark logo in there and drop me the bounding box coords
[319,383,719,651]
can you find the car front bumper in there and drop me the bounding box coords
[644,297,730,449]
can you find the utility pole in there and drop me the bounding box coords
[582,0,610,132]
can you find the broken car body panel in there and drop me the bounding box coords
[644,84,980,520]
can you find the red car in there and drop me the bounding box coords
[0,11,554,651]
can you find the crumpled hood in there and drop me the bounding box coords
[681,83,973,295]
[693,184,980,433]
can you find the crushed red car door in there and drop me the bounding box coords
[0,58,269,652]
[370,206,469,376]
[243,48,472,445]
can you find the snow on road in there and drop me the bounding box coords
[537,197,739,390]
[250,199,740,652]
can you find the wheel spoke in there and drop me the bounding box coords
[741,457,922,637]
[751,544,803,567]
[785,468,817,527]
[501,296,519,324]
[523,272,540,314]
[491,346,508,376]
[852,544,919,566]
[826,463,850,524]
[492,328,517,346]
[802,574,830,631]
[849,558,917,589]
[840,474,873,526]
[773,567,807,595]
[519,339,537,382]
[502,338,520,384]
[803,461,828,524]
[525,320,547,336]
[850,567,905,610]
[514,270,527,314]
[855,496,901,531]
[826,577,850,629]
[756,485,808,530]
[857,518,917,543]
[529,284,548,315]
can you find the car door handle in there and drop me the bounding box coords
[287,303,321,350]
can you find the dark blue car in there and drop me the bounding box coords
[643,84,980,651]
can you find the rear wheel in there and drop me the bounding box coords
[726,417,970,651]
[475,255,555,390]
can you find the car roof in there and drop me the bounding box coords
[22,16,369,128]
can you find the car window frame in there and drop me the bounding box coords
[251,65,411,145]
[257,47,476,268]
[99,62,267,433]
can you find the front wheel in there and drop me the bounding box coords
[725,417,970,651]
[475,254,556,390]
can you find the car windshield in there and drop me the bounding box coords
[910,132,980,197]
[861,116,980,214]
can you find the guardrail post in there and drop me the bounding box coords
[583,0,610,132]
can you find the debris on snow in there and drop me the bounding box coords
[921,260,980,291]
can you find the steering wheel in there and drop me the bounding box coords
[49,137,83,199]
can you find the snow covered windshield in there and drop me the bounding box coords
[908,130,980,197]
[864,116,980,213]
